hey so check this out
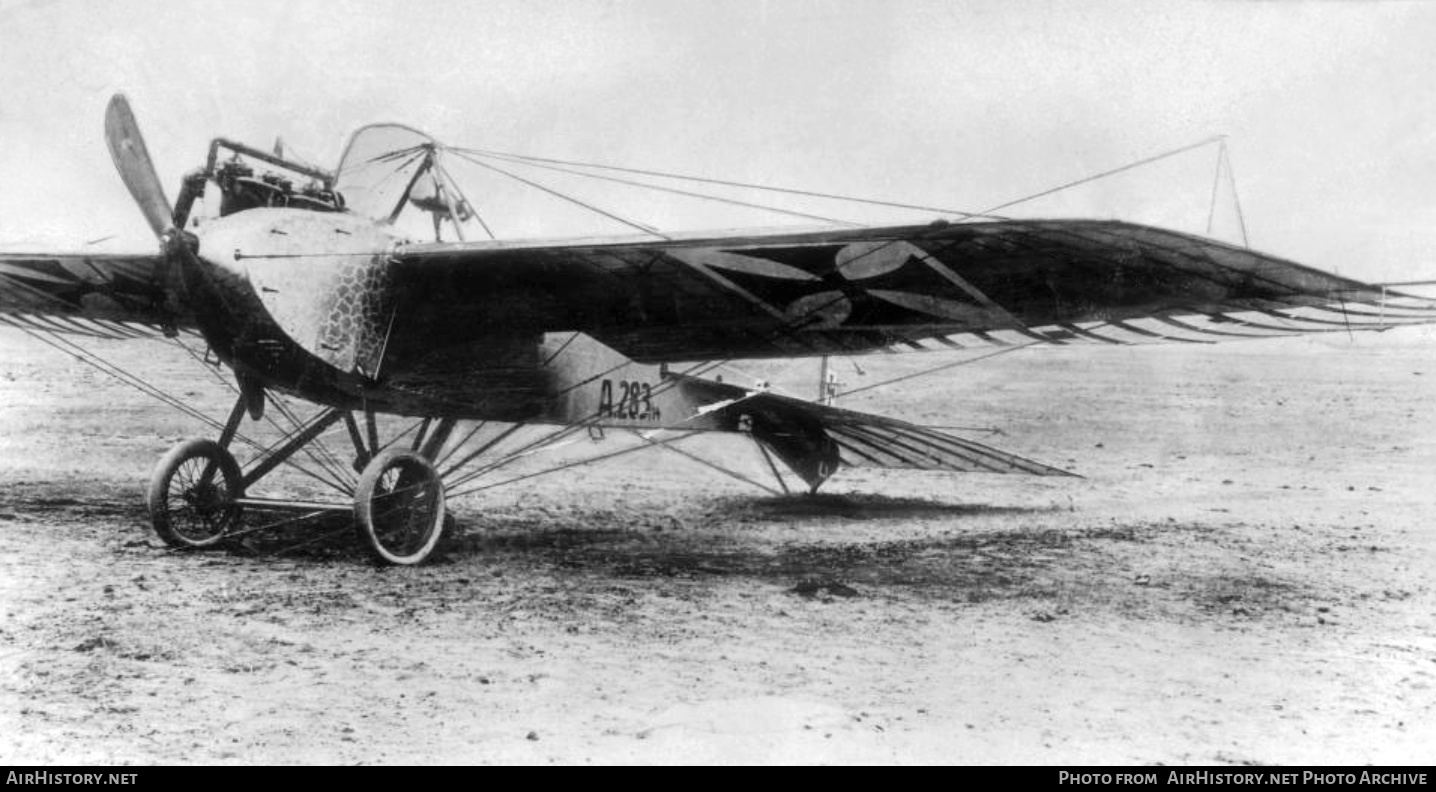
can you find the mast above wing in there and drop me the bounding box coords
[333,124,488,243]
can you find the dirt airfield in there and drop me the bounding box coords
[1,326,1434,765]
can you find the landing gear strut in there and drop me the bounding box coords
[144,390,457,565]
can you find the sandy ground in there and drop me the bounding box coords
[0,326,1434,765]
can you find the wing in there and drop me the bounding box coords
[389,219,1436,362]
[0,252,181,338]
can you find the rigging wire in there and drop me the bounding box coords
[837,341,1045,400]
[170,336,357,492]
[17,328,352,494]
[442,347,760,495]
[1205,144,1225,237]
[1225,145,1250,248]
[450,145,990,220]
[333,149,429,222]
[169,335,346,473]
[450,135,1229,225]
[448,430,701,498]
[433,159,495,240]
[265,393,359,491]
[447,149,669,239]
[1204,142,1251,248]
[973,136,1228,217]
[12,331,340,493]
[349,143,430,171]
[458,149,864,228]
[630,429,783,496]
[21,328,225,430]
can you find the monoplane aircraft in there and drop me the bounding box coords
[2,95,1431,565]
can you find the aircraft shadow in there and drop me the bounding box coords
[0,483,150,527]
[446,525,1126,601]
[441,503,1137,600]
[710,492,1056,521]
[1,480,1131,603]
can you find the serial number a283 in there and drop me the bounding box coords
[597,379,662,421]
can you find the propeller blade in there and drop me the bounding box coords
[104,94,174,239]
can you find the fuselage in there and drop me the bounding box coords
[183,207,740,430]
[187,208,520,417]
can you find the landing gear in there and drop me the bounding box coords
[142,389,460,565]
[147,438,243,548]
[354,449,447,565]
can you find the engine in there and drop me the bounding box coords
[173,137,343,231]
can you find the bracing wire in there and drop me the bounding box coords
[432,160,495,240]
[1206,144,1225,237]
[1203,142,1251,248]
[459,149,864,228]
[447,149,669,239]
[170,336,357,492]
[837,341,1046,400]
[449,135,1228,226]
[1225,146,1250,248]
[450,145,989,220]
[976,136,1228,216]
[18,327,353,495]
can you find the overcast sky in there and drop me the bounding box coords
[1,0,1434,282]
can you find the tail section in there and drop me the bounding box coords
[667,374,1075,492]
[538,333,1073,492]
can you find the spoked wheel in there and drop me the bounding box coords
[354,449,448,565]
[147,438,244,549]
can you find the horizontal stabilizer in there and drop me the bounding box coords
[817,410,1073,477]
[675,375,1072,490]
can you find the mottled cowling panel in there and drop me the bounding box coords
[202,208,402,377]
[314,255,393,378]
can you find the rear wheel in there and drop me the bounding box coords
[354,449,447,565]
[147,438,243,548]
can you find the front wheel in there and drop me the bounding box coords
[147,438,243,549]
[354,449,447,565]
